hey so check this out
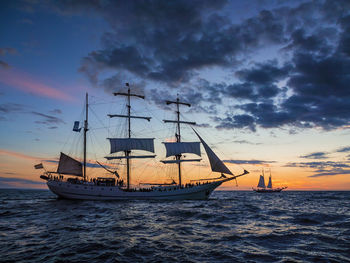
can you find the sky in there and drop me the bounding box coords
[1,0,350,190]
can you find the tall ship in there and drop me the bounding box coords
[37,83,248,200]
[252,169,287,193]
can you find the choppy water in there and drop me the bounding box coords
[0,190,349,263]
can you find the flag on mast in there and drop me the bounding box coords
[73,121,81,132]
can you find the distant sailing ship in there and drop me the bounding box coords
[37,83,248,200]
[252,169,287,193]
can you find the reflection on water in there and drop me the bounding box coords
[1,189,349,262]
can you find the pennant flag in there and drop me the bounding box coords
[34,163,43,169]
[73,121,81,132]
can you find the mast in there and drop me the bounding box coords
[176,97,182,186]
[83,93,88,181]
[163,96,196,187]
[110,83,153,190]
[126,86,131,190]
[267,169,272,188]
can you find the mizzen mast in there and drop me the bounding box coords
[163,96,198,186]
[83,93,88,181]
[267,169,272,189]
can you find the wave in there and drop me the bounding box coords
[0,190,349,262]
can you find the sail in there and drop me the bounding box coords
[193,130,233,175]
[105,155,156,160]
[108,138,155,153]
[163,142,201,157]
[57,152,83,176]
[257,175,266,188]
[267,176,272,188]
[161,158,201,164]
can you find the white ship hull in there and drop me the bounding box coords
[46,178,232,200]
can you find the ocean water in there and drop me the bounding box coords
[0,190,349,263]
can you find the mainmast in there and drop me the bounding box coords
[108,83,154,190]
[83,93,88,181]
[163,96,197,186]
[126,87,131,190]
[267,169,272,188]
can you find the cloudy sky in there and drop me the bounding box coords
[1,0,350,189]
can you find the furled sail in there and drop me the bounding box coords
[161,158,201,164]
[57,152,83,176]
[257,175,266,188]
[267,176,272,188]
[163,142,201,157]
[193,130,233,175]
[105,155,156,160]
[108,138,155,153]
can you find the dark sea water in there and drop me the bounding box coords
[0,190,349,263]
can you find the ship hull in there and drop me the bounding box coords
[46,179,227,200]
[252,187,287,193]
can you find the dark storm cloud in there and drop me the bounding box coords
[300,152,329,159]
[148,88,174,110]
[336,146,350,153]
[285,161,350,169]
[214,114,256,131]
[309,169,350,177]
[223,101,294,130]
[147,85,204,112]
[48,0,350,131]
[224,83,256,100]
[74,0,232,85]
[60,0,288,89]
[235,61,292,86]
[192,105,218,115]
[205,2,350,131]
[223,61,292,102]
[280,50,350,130]
[215,46,350,130]
[195,79,223,104]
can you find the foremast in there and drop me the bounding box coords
[162,96,198,186]
[107,83,155,190]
